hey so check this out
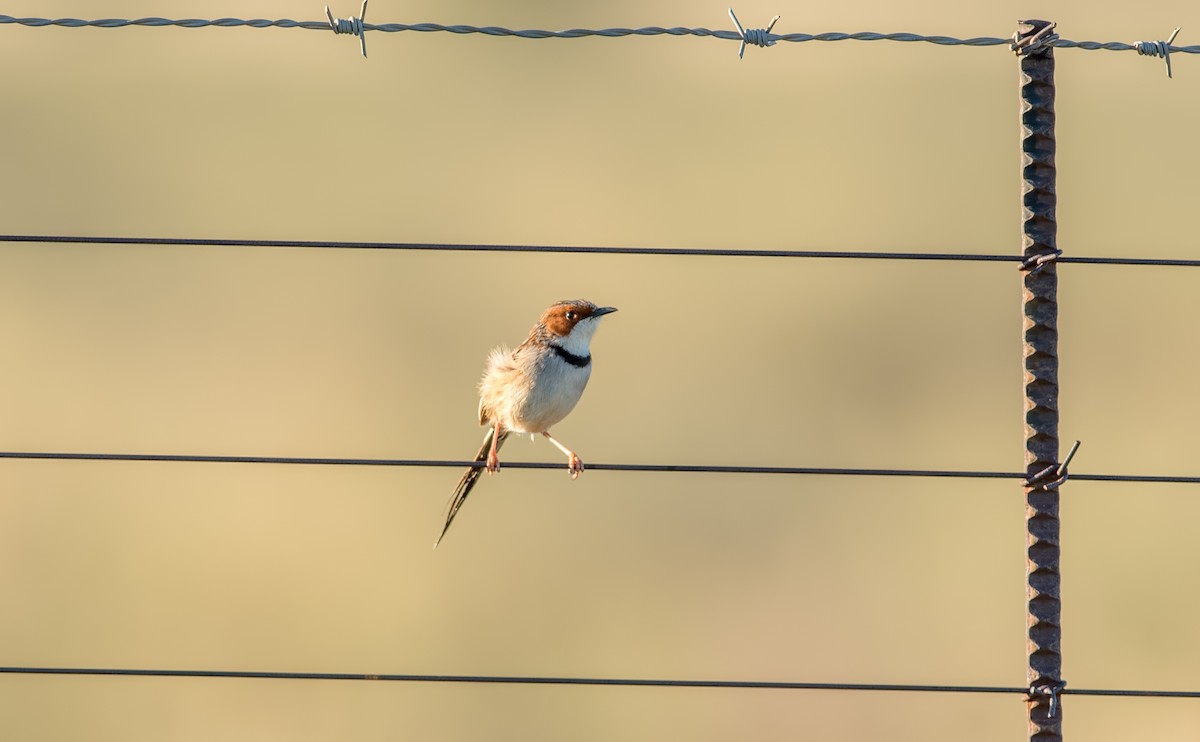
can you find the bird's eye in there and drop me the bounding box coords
[565,311,577,321]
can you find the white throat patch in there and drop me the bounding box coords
[558,316,601,357]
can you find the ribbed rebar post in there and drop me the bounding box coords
[1017,18,1063,742]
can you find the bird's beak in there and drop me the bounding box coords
[592,306,618,317]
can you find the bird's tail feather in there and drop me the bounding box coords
[435,428,508,548]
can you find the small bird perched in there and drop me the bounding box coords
[435,299,617,547]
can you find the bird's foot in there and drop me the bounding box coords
[486,450,501,474]
[567,452,584,480]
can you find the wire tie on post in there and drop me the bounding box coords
[1134,27,1181,78]
[728,8,780,59]
[326,0,369,58]
[1010,21,1059,56]
[1026,440,1081,490]
[1027,678,1067,718]
[1018,249,1062,273]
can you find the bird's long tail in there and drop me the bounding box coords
[435,427,508,548]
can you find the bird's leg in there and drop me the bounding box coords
[486,422,502,474]
[542,431,584,479]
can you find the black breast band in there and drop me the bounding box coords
[550,344,591,368]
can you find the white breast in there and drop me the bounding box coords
[509,350,592,433]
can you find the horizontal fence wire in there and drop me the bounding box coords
[2,235,1200,266]
[1,666,1198,699]
[2,451,1199,484]
[0,13,1198,58]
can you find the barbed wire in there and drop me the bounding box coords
[0,13,1194,53]
[0,13,1195,64]
[0,666,1197,699]
[3,451,1198,484]
[3,234,1199,267]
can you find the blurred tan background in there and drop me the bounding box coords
[2,0,1199,739]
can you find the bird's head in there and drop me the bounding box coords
[540,299,617,353]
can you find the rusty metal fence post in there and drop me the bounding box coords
[1016,18,1063,742]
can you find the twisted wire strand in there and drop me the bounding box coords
[1,15,1197,55]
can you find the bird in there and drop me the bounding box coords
[435,299,617,547]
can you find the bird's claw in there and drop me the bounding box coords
[486,451,500,475]
[568,453,584,480]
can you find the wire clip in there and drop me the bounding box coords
[1019,249,1063,273]
[1026,440,1081,491]
[1027,679,1067,718]
[728,8,780,59]
[326,0,369,58]
[1011,21,1059,56]
[1135,27,1181,78]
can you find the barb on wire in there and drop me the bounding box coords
[727,8,779,59]
[1135,27,1182,78]
[326,0,368,58]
